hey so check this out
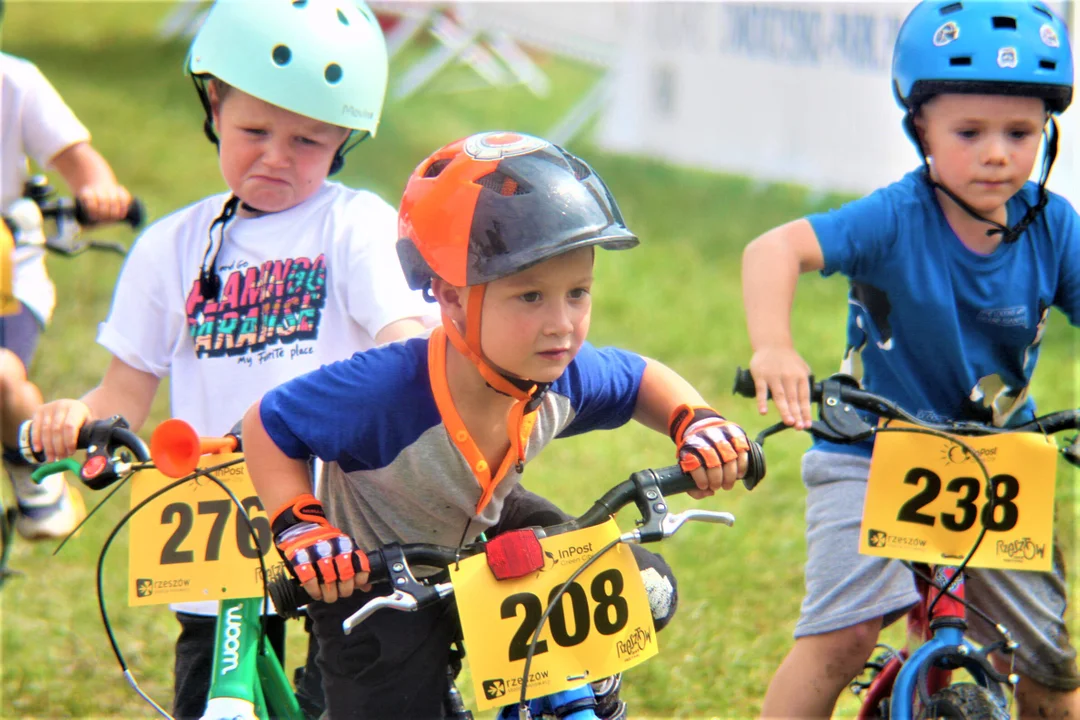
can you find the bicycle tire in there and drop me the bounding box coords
[915,684,1008,720]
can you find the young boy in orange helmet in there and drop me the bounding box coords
[243,131,757,718]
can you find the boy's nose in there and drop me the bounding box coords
[983,136,1008,164]
[544,302,575,336]
[262,140,291,168]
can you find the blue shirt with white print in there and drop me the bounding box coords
[806,168,1080,456]
[259,334,646,552]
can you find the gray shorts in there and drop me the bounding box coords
[0,302,42,369]
[796,449,1079,690]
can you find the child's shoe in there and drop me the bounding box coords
[4,454,86,540]
[592,674,627,720]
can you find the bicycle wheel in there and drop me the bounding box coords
[915,684,1008,720]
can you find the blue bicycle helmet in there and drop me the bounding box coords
[893,0,1073,113]
[892,1,1074,244]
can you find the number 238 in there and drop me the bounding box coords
[897,468,1019,532]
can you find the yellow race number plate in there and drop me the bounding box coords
[452,519,657,711]
[128,454,274,605]
[860,422,1057,570]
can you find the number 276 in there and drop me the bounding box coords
[160,497,271,564]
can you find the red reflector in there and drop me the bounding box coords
[485,528,544,580]
[82,455,108,479]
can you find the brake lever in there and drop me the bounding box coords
[343,591,417,634]
[659,509,735,538]
[342,582,455,635]
[1064,445,1080,469]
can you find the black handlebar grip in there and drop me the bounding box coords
[653,438,767,492]
[733,367,767,400]
[73,197,145,229]
[16,420,94,464]
[267,546,387,620]
[742,440,767,491]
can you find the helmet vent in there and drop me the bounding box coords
[992,16,1018,30]
[1040,59,1057,70]
[424,159,451,178]
[477,171,528,196]
[325,63,343,84]
[940,3,963,15]
[337,9,349,25]
[272,45,292,66]
[949,56,973,66]
[1031,3,1053,20]
[566,155,592,181]
[292,0,307,7]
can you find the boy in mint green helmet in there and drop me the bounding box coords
[186,0,389,178]
[27,1,434,716]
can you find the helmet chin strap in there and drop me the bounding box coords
[904,111,1058,244]
[441,285,543,402]
[441,284,550,473]
[198,195,269,299]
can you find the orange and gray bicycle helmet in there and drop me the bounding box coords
[397,131,638,294]
[397,131,639,436]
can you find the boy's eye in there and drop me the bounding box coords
[520,291,542,303]
[243,128,268,137]
[957,129,978,139]
[1009,129,1033,140]
[568,287,591,300]
[297,136,321,147]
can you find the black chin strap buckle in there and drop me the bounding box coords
[199,270,221,300]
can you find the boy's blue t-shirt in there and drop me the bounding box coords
[807,169,1080,456]
[260,333,646,552]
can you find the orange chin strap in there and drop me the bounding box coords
[441,284,536,402]
[440,283,542,476]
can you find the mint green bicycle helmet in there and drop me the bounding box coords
[187,0,389,173]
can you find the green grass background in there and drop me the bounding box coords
[1,2,1076,718]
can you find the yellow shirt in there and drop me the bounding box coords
[0,221,20,316]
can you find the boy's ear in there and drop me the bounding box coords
[912,110,930,151]
[206,80,223,129]
[430,277,466,325]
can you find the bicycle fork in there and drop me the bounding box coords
[888,567,1011,719]
[201,598,303,720]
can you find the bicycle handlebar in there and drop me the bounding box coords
[732,367,1080,445]
[22,174,144,231]
[18,417,150,490]
[4,176,145,258]
[269,448,764,622]
[369,458,763,582]
[69,197,144,230]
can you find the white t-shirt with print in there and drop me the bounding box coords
[99,182,434,614]
[1,52,91,324]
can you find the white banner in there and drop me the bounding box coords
[595,1,1077,197]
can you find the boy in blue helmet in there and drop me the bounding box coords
[742,1,1079,717]
[26,0,434,716]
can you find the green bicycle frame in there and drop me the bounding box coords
[203,597,303,720]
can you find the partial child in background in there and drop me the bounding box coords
[1,44,132,540]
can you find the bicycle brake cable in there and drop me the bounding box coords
[52,463,153,556]
[873,424,998,617]
[95,458,274,719]
[516,535,624,717]
[900,561,1015,649]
